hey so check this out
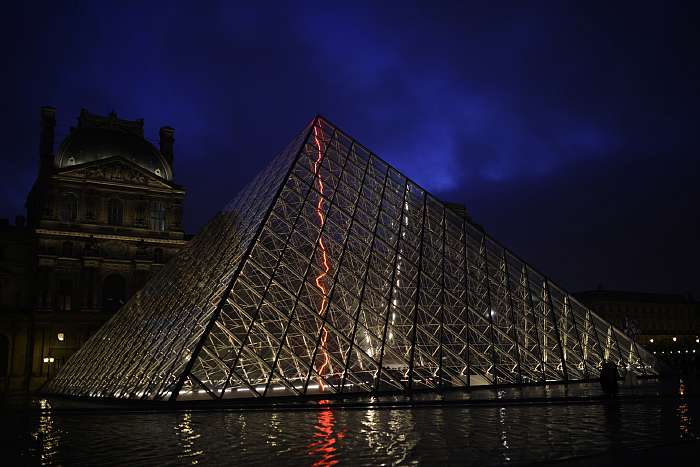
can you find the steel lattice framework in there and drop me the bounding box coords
[46,116,659,401]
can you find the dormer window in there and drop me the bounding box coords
[66,156,76,166]
[155,168,162,177]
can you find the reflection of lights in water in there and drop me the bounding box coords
[31,399,62,466]
[267,412,281,448]
[308,400,344,466]
[176,411,204,464]
[677,382,690,439]
[312,125,331,390]
[499,406,510,462]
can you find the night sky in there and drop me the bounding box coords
[1,1,698,296]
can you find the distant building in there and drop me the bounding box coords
[0,107,188,392]
[574,289,700,357]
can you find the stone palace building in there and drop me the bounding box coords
[0,108,187,392]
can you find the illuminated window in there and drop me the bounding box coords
[57,332,65,342]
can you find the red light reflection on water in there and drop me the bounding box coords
[308,400,345,466]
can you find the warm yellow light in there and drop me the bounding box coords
[672,337,677,342]
[49,357,55,363]
[649,338,654,343]
[696,338,699,344]
[57,332,65,342]
[43,357,49,363]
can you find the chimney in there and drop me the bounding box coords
[159,126,175,172]
[39,106,56,172]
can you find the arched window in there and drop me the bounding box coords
[66,156,76,166]
[107,199,123,226]
[102,274,126,313]
[60,194,78,222]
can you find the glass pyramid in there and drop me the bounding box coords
[46,117,658,401]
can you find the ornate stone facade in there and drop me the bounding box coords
[0,107,188,393]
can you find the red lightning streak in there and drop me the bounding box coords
[312,125,331,390]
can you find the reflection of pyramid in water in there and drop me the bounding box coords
[47,116,659,401]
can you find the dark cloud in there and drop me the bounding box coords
[1,1,697,295]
